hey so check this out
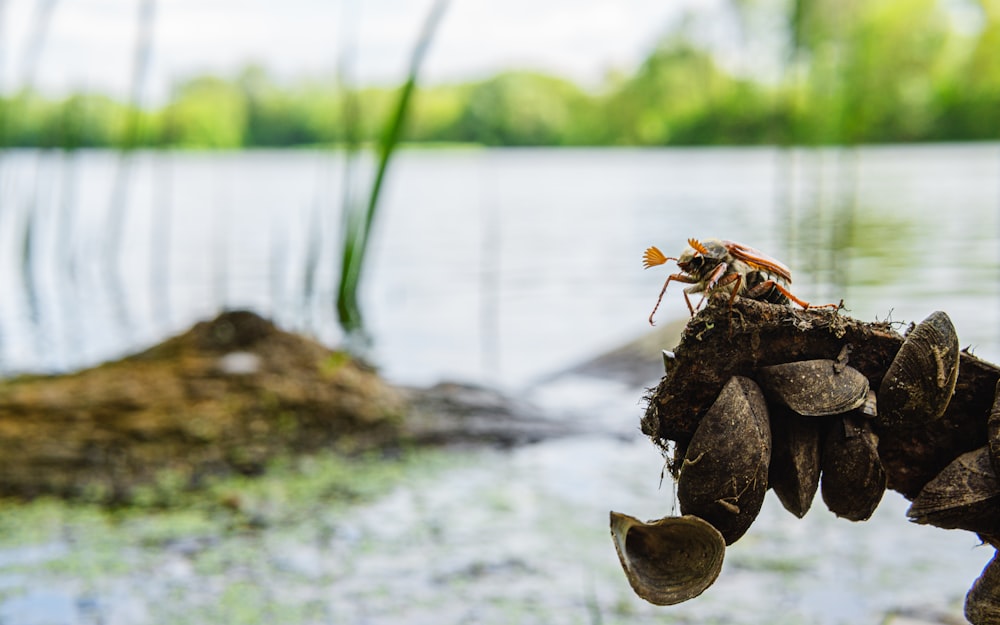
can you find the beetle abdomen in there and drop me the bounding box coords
[744,270,790,305]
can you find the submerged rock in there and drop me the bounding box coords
[401,381,572,447]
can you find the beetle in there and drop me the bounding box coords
[642,238,838,324]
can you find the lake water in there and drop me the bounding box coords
[0,145,998,624]
[1,145,998,385]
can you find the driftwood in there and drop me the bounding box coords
[642,297,1000,501]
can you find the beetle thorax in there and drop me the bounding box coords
[677,246,727,280]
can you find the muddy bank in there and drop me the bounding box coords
[0,311,568,501]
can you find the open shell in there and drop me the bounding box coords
[677,376,771,544]
[878,311,959,428]
[966,549,1000,625]
[757,359,869,417]
[907,446,1000,535]
[609,512,725,606]
[821,416,886,521]
[769,405,821,518]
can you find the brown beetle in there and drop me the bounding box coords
[642,238,838,324]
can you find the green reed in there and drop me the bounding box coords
[335,0,450,349]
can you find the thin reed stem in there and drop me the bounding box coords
[335,0,450,346]
[104,0,156,332]
[18,0,58,90]
[0,0,8,148]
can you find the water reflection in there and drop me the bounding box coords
[782,148,927,297]
[778,145,1000,360]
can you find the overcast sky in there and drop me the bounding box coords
[0,0,728,103]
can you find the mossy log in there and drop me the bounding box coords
[642,297,1000,501]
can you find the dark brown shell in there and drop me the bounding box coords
[768,405,821,518]
[858,389,877,419]
[878,311,959,428]
[609,512,725,606]
[907,447,1000,535]
[820,416,886,521]
[988,380,1000,478]
[677,376,771,545]
[966,549,1000,625]
[757,359,869,417]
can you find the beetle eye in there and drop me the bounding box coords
[688,256,704,270]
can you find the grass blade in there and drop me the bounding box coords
[335,0,450,348]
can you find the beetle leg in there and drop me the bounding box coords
[685,262,731,312]
[693,271,740,312]
[713,273,746,337]
[717,272,742,308]
[745,279,839,310]
[703,262,728,292]
[649,273,699,324]
[743,280,777,301]
[682,289,699,316]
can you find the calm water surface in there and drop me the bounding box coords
[0,145,998,624]
[1,145,998,384]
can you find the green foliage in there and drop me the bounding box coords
[796,0,951,143]
[405,83,469,141]
[446,71,594,145]
[56,93,129,148]
[602,36,794,146]
[604,39,723,144]
[163,76,248,148]
[3,0,1000,148]
[238,66,314,146]
[932,0,1000,139]
[2,91,60,147]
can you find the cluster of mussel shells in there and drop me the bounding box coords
[922,378,1000,624]
[611,311,1000,615]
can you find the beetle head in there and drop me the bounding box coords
[676,249,703,274]
[677,238,727,276]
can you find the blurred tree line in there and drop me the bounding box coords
[1,0,998,149]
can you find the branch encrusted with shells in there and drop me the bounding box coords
[611,304,1000,622]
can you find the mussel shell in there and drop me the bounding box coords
[966,549,1000,625]
[821,416,886,521]
[769,405,821,518]
[757,359,869,417]
[878,311,959,428]
[677,376,771,545]
[907,447,1000,535]
[988,380,1000,478]
[609,512,725,606]
[858,389,877,419]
